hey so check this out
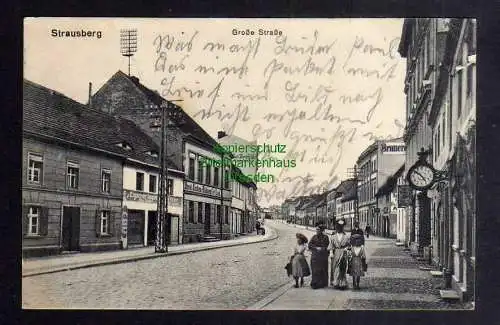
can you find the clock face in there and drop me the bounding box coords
[409,164,434,189]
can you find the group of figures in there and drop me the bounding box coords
[287,220,368,290]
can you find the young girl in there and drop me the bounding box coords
[292,233,310,288]
[348,234,367,290]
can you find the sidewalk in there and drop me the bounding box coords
[249,224,470,310]
[22,225,277,277]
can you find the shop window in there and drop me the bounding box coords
[188,201,194,223]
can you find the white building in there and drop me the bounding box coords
[122,159,184,248]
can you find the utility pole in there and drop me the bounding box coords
[150,99,184,253]
[347,166,360,228]
[120,29,137,76]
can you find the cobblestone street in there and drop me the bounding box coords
[22,221,473,310]
[22,221,294,309]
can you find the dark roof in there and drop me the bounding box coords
[102,71,220,150]
[375,164,405,197]
[23,79,180,170]
[335,179,357,202]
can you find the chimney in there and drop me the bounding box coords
[217,131,227,139]
[88,82,92,108]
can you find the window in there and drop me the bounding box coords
[100,210,110,235]
[197,158,204,183]
[102,169,111,193]
[67,162,79,189]
[206,165,211,185]
[168,178,174,195]
[136,172,144,191]
[225,206,229,224]
[149,175,157,193]
[28,206,39,235]
[198,202,203,223]
[28,153,43,183]
[188,157,195,180]
[224,168,230,189]
[188,201,194,223]
[214,167,220,187]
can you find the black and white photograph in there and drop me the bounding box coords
[21,18,476,310]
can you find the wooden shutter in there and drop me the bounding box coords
[22,205,29,236]
[109,211,115,237]
[95,209,101,237]
[183,200,189,223]
[39,207,49,236]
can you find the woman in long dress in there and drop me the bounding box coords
[330,219,350,289]
[291,233,310,287]
[308,223,330,289]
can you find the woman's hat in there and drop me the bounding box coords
[337,219,345,226]
[296,233,308,243]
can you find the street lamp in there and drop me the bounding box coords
[150,99,184,253]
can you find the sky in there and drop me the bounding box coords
[24,18,407,206]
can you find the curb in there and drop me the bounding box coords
[23,226,279,278]
[247,281,293,310]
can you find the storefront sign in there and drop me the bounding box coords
[398,185,412,207]
[185,181,221,197]
[124,190,157,204]
[123,189,182,207]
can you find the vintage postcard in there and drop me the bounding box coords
[22,18,476,310]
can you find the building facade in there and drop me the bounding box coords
[121,161,184,248]
[22,80,153,257]
[427,18,476,302]
[326,189,337,229]
[398,18,450,255]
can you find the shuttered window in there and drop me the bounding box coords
[67,162,79,189]
[96,209,114,236]
[23,205,48,237]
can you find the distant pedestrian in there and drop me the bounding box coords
[308,222,330,289]
[348,234,367,290]
[330,219,350,289]
[365,225,371,238]
[351,222,365,244]
[292,233,310,288]
[256,220,261,234]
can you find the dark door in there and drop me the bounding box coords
[128,210,145,245]
[204,203,211,235]
[62,206,80,251]
[147,211,157,246]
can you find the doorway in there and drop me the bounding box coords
[204,203,211,235]
[62,206,80,252]
[128,210,145,245]
[147,211,157,246]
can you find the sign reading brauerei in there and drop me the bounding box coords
[381,142,406,154]
[398,185,412,207]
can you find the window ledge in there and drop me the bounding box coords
[24,234,43,239]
